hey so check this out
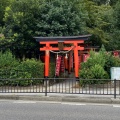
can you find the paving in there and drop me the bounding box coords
[0,92,120,104]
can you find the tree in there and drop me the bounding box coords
[91,0,118,6]
[0,0,14,26]
[2,0,44,59]
[34,0,87,36]
[109,0,118,6]
[106,1,120,50]
[92,0,108,5]
[2,0,87,59]
[83,0,113,48]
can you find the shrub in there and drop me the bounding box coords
[79,50,109,86]
[104,52,120,76]
[83,50,106,68]
[14,58,44,86]
[0,50,19,70]
[90,64,109,79]
[80,50,106,76]
[79,44,120,86]
[16,58,44,78]
[49,63,55,77]
[0,50,19,85]
[0,57,44,86]
[79,68,94,79]
[80,64,109,86]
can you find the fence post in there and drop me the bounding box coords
[44,77,48,96]
[75,77,79,85]
[114,79,116,99]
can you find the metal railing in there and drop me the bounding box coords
[0,78,120,98]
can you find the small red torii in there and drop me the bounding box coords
[34,35,91,80]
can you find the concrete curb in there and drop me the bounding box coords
[0,95,120,104]
[111,98,120,104]
[62,96,112,104]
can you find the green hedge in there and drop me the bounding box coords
[16,58,44,78]
[0,58,44,86]
[0,50,19,70]
[79,47,120,86]
[0,51,45,86]
[0,50,57,86]
[0,50,64,78]
[79,47,119,86]
[49,63,55,77]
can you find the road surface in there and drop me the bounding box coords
[0,100,120,120]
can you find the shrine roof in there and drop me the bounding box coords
[34,34,91,42]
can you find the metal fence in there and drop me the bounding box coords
[0,78,120,98]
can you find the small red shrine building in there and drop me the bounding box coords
[34,35,91,79]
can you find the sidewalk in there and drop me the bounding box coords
[0,93,120,104]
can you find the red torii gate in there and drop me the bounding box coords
[34,35,91,80]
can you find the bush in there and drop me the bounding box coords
[79,50,109,86]
[90,64,109,79]
[14,58,44,86]
[0,50,19,85]
[0,57,44,86]
[49,63,55,77]
[81,50,106,69]
[104,52,120,76]
[0,51,45,86]
[79,44,120,86]
[16,58,44,78]
[0,52,57,86]
[0,50,19,70]
[80,64,109,86]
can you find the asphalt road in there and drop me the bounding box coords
[0,100,120,120]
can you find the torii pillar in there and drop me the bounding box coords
[74,41,79,79]
[44,43,50,78]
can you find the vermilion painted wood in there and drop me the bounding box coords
[41,41,85,78]
[74,42,80,78]
[40,46,84,51]
[44,43,50,77]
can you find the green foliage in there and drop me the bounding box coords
[106,1,120,50]
[80,45,120,86]
[14,58,44,86]
[0,0,120,60]
[80,64,109,86]
[0,50,64,86]
[35,0,87,36]
[80,51,108,77]
[104,53,120,76]
[0,51,45,86]
[84,0,112,45]
[0,50,19,70]
[99,45,120,75]
[80,52,108,79]
[90,64,108,79]
[16,58,44,78]
[91,0,118,6]
[81,50,106,69]
[2,0,87,59]
[79,68,94,79]
[0,0,119,85]
[0,0,14,26]
[79,50,108,86]
[49,63,55,77]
